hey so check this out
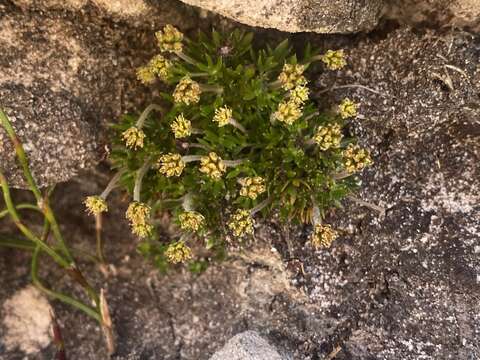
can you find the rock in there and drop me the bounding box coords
[385,0,480,30]
[0,0,199,188]
[210,331,285,360]
[179,0,384,33]
[1,286,52,354]
[311,27,480,358]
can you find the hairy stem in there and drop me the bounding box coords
[133,158,152,202]
[223,159,245,167]
[348,195,386,217]
[229,119,247,134]
[250,197,272,215]
[135,104,162,129]
[182,155,202,163]
[100,171,123,199]
[175,51,198,66]
[199,83,224,94]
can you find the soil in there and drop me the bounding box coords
[0,5,479,360]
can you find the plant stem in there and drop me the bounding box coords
[189,72,209,78]
[199,83,224,94]
[0,203,41,219]
[268,79,283,90]
[250,197,272,215]
[136,104,163,129]
[100,171,123,199]
[182,155,202,163]
[223,159,245,167]
[229,119,247,134]
[31,245,101,322]
[0,235,36,250]
[348,195,386,217]
[332,171,351,180]
[175,51,198,66]
[0,171,70,268]
[95,213,106,264]
[133,158,152,202]
[186,143,210,151]
[0,109,74,263]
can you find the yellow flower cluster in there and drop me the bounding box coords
[310,224,338,248]
[338,98,357,119]
[289,85,309,105]
[199,152,226,180]
[213,106,233,127]
[165,241,192,264]
[136,66,155,85]
[239,177,266,200]
[122,127,145,150]
[158,153,185,177]
[84,196,108,216]
[173,77,201,105]
[342,144,372,173]
[156,24,184,53]
[126,202,153,238]
[321,50,347,70]
[170,114,192,138]
[178,211,204,232]
[313,123,343,151]
[278,63,307,90]
[273,100,302,125]
[148,54,172,81]
[228,209,254,237]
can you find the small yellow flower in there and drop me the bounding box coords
[158,153,185,177]
[273,100,302,125]
[310,224,338,248]
[131,223,154,238]
[321,50,347,70]
[313,123,343,151]
[338,98,357,119]
[156,24,184,53]
[122,127,145,150]
[178,211,205,232]
[148,54,172,81]
[126,202,152,238]
[278,63,307,90]
[173,77,201,105]
[84,196,108,215]
[342,144,372,173]
[239,177,266,200]
[136,66,155,84]
[213,106,233,127]
[170,114,192,138]
[289,84,309,105]
[199,152,226,180]
[126,201,151,225]
[228,209,254,237]
[165,241,193,264]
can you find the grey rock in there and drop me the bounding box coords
[179,0,384,33]
[210,331,285,360]
[385,0,480,31]
[0,0,199,188]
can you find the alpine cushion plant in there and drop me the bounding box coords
[89,26,372,269]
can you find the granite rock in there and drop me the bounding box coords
[179,0,384,33]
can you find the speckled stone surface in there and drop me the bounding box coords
[179,0,384,33]
[210,331,285,360]
[0,0,199,188]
